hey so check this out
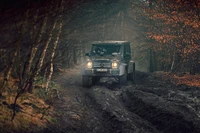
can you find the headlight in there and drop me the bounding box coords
[86,61,92,68]
[112,62,118,68]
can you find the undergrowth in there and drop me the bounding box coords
[0,75,62,133]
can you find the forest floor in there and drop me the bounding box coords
[50,67,200,133]
[1,67,200,133]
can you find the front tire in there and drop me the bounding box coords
[92,76,100,85]
[128,71,135,84]
[119,71,127,85]
[128,64,135,84]
[82,75,92,87]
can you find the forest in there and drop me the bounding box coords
[0,0,200,132]
[1,0,199,93]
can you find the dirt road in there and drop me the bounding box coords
[50,68,200,133]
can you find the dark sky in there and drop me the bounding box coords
[1,0,25,11]
[0,0,48,12]
[1,0,17,7]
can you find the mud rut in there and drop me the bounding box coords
[50,70,200,133]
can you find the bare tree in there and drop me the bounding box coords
[0,1,30,96]
[45,0,64,91]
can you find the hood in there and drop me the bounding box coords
[91,55,122,61]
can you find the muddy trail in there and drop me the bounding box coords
[49,69,200,133]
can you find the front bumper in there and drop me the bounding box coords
[83,68,120,77]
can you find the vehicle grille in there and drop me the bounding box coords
[93,61,111,68]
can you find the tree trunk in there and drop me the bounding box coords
[121,11,124,40]
[28,0,64,93]
[149,48,154,72]
[23,9,41,81]
[10,1,30,120]
[28,16,56,93]
[148,0,154,72]
[170,48,176,71]
[153,50,157,71]
[73,46,77,65]
[0,4,29,95]
[190,64,196,75]
[45,21,63,91]
[45,0,64,91]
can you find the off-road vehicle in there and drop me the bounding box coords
[81,41,135,87]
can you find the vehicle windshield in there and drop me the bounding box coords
[90,44,123,56]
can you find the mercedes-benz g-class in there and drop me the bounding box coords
[81,41,135,87]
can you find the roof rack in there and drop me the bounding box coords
[92,41,129,44]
